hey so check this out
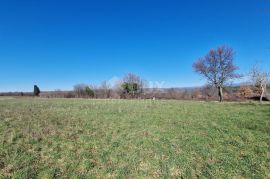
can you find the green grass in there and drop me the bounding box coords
[0,98,269,178]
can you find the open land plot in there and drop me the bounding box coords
[0,98,269,178]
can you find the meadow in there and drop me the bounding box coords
[0,98,269,178]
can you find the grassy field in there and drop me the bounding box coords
[0,98,269,178]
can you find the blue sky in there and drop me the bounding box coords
[0,0,270,92]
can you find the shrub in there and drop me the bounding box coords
[239,86,253,98]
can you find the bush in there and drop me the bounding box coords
[239,86,253,98]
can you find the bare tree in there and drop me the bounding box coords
[73,84,87,98]
[250,65,270,102]
[99,81,111,98]
[193,46,240,102]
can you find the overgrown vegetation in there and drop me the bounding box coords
[0,98,269,178]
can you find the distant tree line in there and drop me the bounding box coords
[30,84,269,102]
[1,45,269,102]
[70,73,146,99]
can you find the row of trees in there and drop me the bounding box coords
[71,73,145,99]
[193,46,269,102]
[73,84,95,98]
[32,46,269,102]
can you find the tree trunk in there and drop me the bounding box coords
[260,85,264,103]
[218,86,223,102]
